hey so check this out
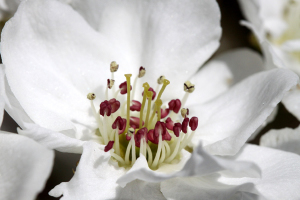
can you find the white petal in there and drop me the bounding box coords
[281,39,300,52]
[0,65,5,126]
[189,69,298,156]
[2,66,33,128]
[18,123,85,153]
[117,143,259,188]
[49,142,127,199]
[239,0,288,37]
[2,0,117,135]
[188,48,263,106]
[0,132,54,200]
[219,144,300,199]
[161,175,258,200]
[260,126,300,154]
[282,86,300,121]
[70,0,222,99]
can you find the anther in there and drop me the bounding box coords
[138,66,146,78]
[130,100,142,111]
[181,108,189,118]
[119,81,132,95]
[100,100,112,116]
[108,98,120,113]
[165,117,174,131]
[110,61,119,72]
[182,117,189,133]
[107,79,115,89]
[157,75,165,84]
[173,123,182,137]
[87,93,96,100]
[135,127,148,147]
[168,99,181,113]
[184,81,195,93]
[104,141,115,152]
[112,116,125,131]
[189,117,198,131]
[161,108,170,119]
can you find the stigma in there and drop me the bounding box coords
[87,62,198,169]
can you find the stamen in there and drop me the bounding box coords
[165,117,174,131]
[132,66,146,99]
[124,74,132,134]
[87,93,96,100]
[139,83,150,128]
[173,122,182,137]
[168,99,181,114]
[87,93,104,138]
[134,127,148,148]
[131,135,136,164]
[182,81,195,108]
[151,132,163,168]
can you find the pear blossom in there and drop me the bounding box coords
[0,67,54,200]
[2,0,300,198]
[239,0,300,121]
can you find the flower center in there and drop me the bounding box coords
[269,0,300,61]
[87,62,198,170]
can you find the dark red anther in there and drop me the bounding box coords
[182,117,189,133]
[134,127,148,148]
[173,123,182,137]
[189,117,198,131]
[100,100,112,116]
[168,99,181,113]
[119,81,132,95]
[148,121,172,144]
[161,108,169,119]
[142,87,156,100]
[165,117,174,130]
[108,98,120,113]
[130,100,141,111]
[104,141,114,152]
[112,116,126,134]
[130,116,143,128]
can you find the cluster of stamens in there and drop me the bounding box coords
[87,61,198,169]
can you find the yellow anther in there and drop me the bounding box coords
[110,61,119,72]
[157,75,165,84]
[184,81,195,93]
[156,78,170,100]
[87,93,96,100]
[123,74,132,134]
[144,91,153,128]
[139,82,150,128]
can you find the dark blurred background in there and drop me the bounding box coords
[0,0,299,199]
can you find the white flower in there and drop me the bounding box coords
[1,0,300,198]
[239,0,300,121]
[0,67,54,200]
